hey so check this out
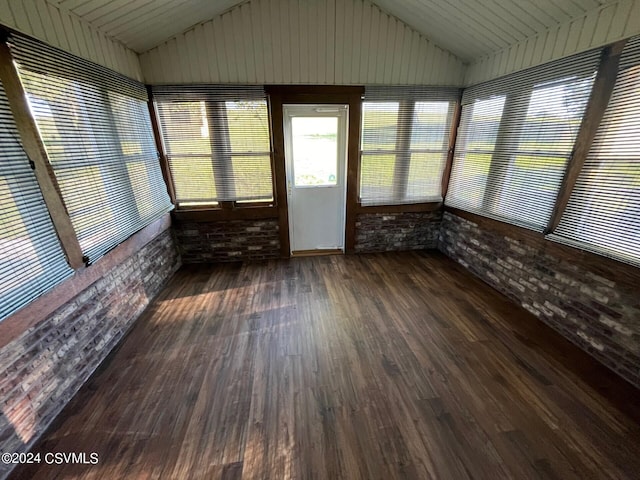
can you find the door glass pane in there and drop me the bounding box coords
[292,117,338,186]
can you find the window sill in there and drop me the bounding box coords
[355,202,443,214]
[172,205,278,222]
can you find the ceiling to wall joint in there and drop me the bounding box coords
[47,0,618,62]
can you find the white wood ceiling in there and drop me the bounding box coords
[50,0,616,60]
[49,0,242,53]
[374,0,611,60]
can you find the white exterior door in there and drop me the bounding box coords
[283,104,348,254]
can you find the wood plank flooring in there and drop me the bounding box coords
[13,252,640,479]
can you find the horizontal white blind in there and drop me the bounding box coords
[363,86,461,102]
[446,49,601,231]
[551,36,640,266]
[0,79,72,321]
[360,86,459,205]
[10,34,172,263]
[153,85,273,206]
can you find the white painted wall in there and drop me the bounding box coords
[465,0,640,85]
[140,0,466,86]
[0,0,143,81]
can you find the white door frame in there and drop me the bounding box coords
[283,104,349,254]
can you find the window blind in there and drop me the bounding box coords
[0,78,72,321]
[550,36,640,267]
[152,85,273,207]
[9,34,172,263]
[360,86,460,206]
[446,49,601,231]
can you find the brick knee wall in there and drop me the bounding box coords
[174,219,280,263]
[355,211,442,253]
[175,213,439,260]
[0,229,180,480]
[439,212,640,388]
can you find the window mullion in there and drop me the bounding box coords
[441,99,462,199]
[546,40,626,234]
[393,100,414,202]
[146,87,177,204]
[206,101,235,202]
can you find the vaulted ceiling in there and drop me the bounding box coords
[51,0,617,60]
[373,0,611,60]
[50,0,242,53]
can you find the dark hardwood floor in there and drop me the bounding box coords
[13,252,640,479]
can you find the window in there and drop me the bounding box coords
[550,37,640,266]
[291,116,339,186]
[152,86,274,207]
[0,79,72,321]
[359,86,459,206]
[446,96,506,210]
[10,34,172,263]
[446,49,600,232]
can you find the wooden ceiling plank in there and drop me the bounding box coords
[56,0,94,10]
[374,0,490,60]
[480,0,540,38]
[567,0,604,14]
[523,0,574,21]
[420,0,509,50]
[90,0,167,31]
[124,0,243,52]
[457,0,526,44]
[371,0,461,58]
[70,0,117,17]
[545,0,587,18]
[101,0,188,45]
[490,0,548,32]
[107,0,225,51]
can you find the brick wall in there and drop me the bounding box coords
[174,219,280,263]
[439,212,640,388]
[0,227,180,479]
[355,211,442,253]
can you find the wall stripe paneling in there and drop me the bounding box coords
[139,0,467,86]
[465,0,640,85]
[0,0,142,80]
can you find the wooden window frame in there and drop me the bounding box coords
[445,39,639,274]
[359,97,461,210]
[149,92,276,213]
[0,36,84,269]
[447,46,610,233]
[546,41,627,233]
